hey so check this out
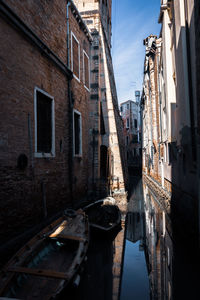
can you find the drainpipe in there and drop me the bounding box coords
[66,1,74,207]
[157,56,163,144]
[28,113,34,177]
[67,1,71,68]
[92,129,95,195]
[41,179,47,219]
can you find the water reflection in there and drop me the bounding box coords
[143,179,198,300]
[143,182,173,300]
[66,176,198,300]
[120,238,149,300]
[120,178,150,300]
[121,176,199,300]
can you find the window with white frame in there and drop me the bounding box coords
[73,110,82,156]
[83,50,90,90]
[71,32,80,81]
[34,87,55,157]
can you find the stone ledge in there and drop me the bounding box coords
[143,172,171,214]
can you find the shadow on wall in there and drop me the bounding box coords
[170,8,199,298]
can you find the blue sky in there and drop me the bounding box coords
[111,0,161,104]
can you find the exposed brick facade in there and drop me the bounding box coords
[0,0,92,262]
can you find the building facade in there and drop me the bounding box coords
[0,0,93,264]
[73,0,128,202]
[120,91,141,172]
[142,1,199,297]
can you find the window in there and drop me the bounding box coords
[127,104,129,109]
[100,145,108,178]
[100,103,106,135]
[126,136,129,146]
[120,106,123,112]
[134,119,137,128]
[83,50,90,90]
[71,32,80,81]
[86,19,93,25]
[164,143,167,163]
[126,118,129,128]
[73,110,82,156]
[34,87,55,157]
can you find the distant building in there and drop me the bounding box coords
[120,91,141,171]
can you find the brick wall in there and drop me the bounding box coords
[0,15,69,241]
[68,7,92,203]
[0,0,91,253]
[195,0,200,135]
[5,0,68,64]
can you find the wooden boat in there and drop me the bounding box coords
[0,209,89,300]
[83,197,121,236]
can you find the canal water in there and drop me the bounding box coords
[120,176,150,300]
[66,175,199,300]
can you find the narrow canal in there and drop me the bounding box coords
[120,176,150,300]
[66,175,198,300]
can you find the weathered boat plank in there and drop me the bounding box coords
[49,233,86,242]
[7,267,70,280]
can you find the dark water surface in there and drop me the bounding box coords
[65,176,199,300]
[120,176,150,300]
[120,240,149,300]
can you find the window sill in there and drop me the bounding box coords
[34,152,55,158]
[74,155,82,162]
[74,154,82,158]
[73,74,80,82]
[84,85,90,92]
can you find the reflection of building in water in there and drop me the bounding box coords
[127,179,145,245]
[143,183,173,300]
[126,212,143,245]
[112,227,125,300]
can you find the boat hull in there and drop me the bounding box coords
[0,210,89,299]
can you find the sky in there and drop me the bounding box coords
[111,0,161,104]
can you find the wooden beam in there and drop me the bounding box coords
[7,267,70,280]
[49,233,86,242]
